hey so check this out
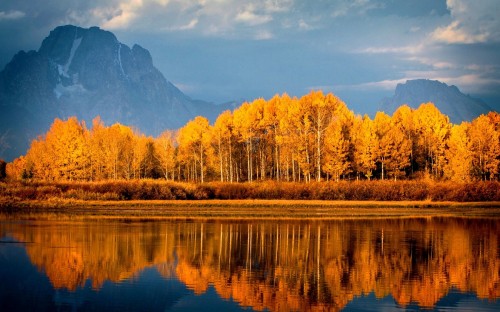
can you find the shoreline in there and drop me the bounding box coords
[1,199,500,220]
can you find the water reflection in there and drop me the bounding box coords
[1,217,499,311]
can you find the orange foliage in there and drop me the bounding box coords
[7,92,500,183]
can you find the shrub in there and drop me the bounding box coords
[1,179,499,202]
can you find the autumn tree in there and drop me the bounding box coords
[372,112,411,180]
[177,116,211,183]
[212,111,234,182]
[323,118,350,181]
[469,114,500,180]
[288,95,314,182]
[26,117,89,181]
[6,156,27,180]
[414,103,450,178]
[155,130,177,180]
[444,123,472,182]
[8,91,498,184]
[392,105,417,175]
[353,115,377,180]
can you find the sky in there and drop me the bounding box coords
[0,0,499,113]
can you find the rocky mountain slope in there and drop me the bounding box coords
[0,25,232,161]
[380,79,492,123]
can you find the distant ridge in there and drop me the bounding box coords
[0,25,232,161]
[379,79,493,123]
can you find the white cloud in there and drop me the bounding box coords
[357,44,423,55]
[431,0,500,44]
[235,10,272,26]
[0,10,26,21]
[405,56,456,70]
[436,74,500,93]
[432,21,488,44]
[298,19,312,30]
[167,18,198,31]
[100,0,144,30]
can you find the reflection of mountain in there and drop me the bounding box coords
[2,219,499,311]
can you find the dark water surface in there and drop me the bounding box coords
[0,217,499,311]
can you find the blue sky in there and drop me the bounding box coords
[0,0,499,113]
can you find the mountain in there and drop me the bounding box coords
[0,25,233,161]
[379,79,493,123]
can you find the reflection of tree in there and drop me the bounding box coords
[4,218,499,310]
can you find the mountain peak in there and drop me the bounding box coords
[381,79,492,123]
[0,25,230,161]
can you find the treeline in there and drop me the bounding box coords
[5,91,500,183]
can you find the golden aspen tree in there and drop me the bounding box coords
[303,90,331,181]
[386,123,411,180]
[444,123,472,181]
[250,99,265,181]
[6,156,27,180]
[141,137,160,179]
[373,111,412,180]
[469,114,500,180]
[287,94,314,182]
[24,138,49,180]
[277,94,296,181]
[487,111,500,180]
[233,101,262,182]
[132,134,149,179]
[353,115,377,180]
[41,117,89,181]
[414,103,451,178]
[155,130,176,180]
[278,94,300,181]
[261,95,282,180]
[323,119,349,181]
[213,110,234,182]
[103,124,133,180]
[392,105,416,175]
[88,117,108,180]
[373,112,392,180]
[113,125,135,180]
[177,116,211,183]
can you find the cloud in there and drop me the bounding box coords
[357,44,424,55]
[166,18,198,31]
[431,0,500,44]
[235,9,272,26]
[0,10,25,20]
[298,19,312,30]
[432,21,488,44]
[100,0,144,30]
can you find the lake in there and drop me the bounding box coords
[0,216,499,311]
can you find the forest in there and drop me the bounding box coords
[4,90,500,183]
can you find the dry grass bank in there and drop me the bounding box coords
[1,180,500,202]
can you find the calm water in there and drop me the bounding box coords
[0,217,499,311]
